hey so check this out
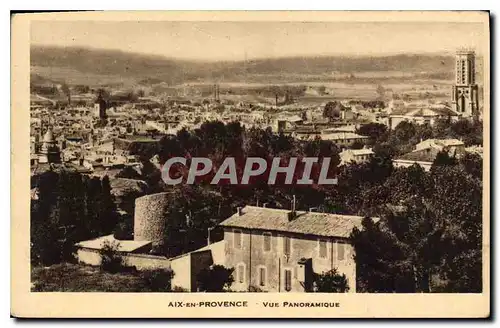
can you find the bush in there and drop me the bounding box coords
[100,240,124,273]
[171,286,188,292]
[113,221,134,240]
[196,265,234,292]
[116,166,142,180]
[141,269,174,292]
[314,269,350,293]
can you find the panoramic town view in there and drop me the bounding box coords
[30,21,484,293]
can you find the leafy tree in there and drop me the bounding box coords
[117,166,142,180]
[460,153,482,179]
[322,101,343,120]
[196,265,234,292]
[430,165,482,292]
[392,121,417,144]
[351,217,413,292]
[31,171,119,266]
[314,269,350,292]
[432,150,458,168]
[141,269,174,292]
[384,164,431,205]
[356,123,389,144]
[352,162,482,293]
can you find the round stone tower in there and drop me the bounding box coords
[133,192,171,247]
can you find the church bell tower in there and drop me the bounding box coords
[451,48,479,118]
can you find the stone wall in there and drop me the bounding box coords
[75,247,171,271]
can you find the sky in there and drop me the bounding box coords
[31,21,486,61]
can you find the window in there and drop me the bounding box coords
[263,232,272,252]
[259,266,267,287]
[337,243,345,261]
[318,239,328,258]
[283,236,291,256]
[237,263,245,284]
[234,229,242,249]
[284,269,292,292]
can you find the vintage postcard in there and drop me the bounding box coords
[11,11,490,318]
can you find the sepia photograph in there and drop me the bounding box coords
[11,10,490,318]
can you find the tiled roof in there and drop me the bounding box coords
[395,147,441,163]
[436,139,464,147]
[391,105,457,117]
[31,163,91,176]
[321,132,369,141]
[219,206,372,238]
[350,148,374,156]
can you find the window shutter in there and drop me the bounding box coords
[338,243,345,261]
[259,267,266,286]
[283,237,291,256]
[284,269,292,291]
[238,264,244,283]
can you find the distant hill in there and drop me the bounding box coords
[31,45,471,87]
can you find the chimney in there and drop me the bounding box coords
[263,203,268,208]
[237,207,243,216]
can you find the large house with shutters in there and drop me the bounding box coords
[218,205,374,293]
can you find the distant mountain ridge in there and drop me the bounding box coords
[31,45,469,86]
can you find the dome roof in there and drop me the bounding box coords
[43,129,54,143]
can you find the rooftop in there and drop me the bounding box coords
[395,147,441,163]
[219,205,374,238]
[417,138,464,148]
[391,105,457,117]
[342,148,374,156]
[75,234,152,253]
[321,132,369,141]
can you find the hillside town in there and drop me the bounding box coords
[30,48,484,293]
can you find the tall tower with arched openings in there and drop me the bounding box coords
[451,48,479,118]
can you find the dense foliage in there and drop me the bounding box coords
[196,265,235,292]
[31,171,119,265]
[350,157,482,293]
[314,269,350,292]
